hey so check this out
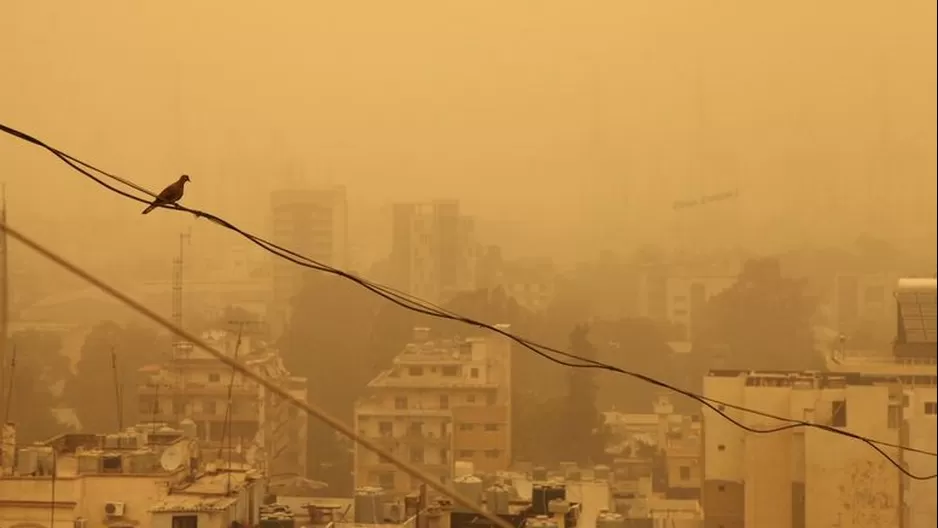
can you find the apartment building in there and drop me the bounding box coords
[0,424,265,527]
[638,273,737,340]
[269,185,349,336]
[354,326,512,496]
[702,365,936,528]
[137,331,309,479]
[390,200,477,304]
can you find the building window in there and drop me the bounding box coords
[395,397,408,410]
[486,393,497,406]
[925,402,938,415]
[466,395,476,404]
[378,421,393,436]
[470,368,479,379]
[408,366,424,376]
[679,466,691,480]
[101,455,123,473]
[409,422,423,436]
[410,447,424,463]
[458,423,473,432]
[208,373,221,383]
[831,400,848,427]
[203,400,217,415]
[484,424,499,432]
[457,450,475,458]
[484,449,500,459]
[441,366,459,377]
[172,515,198,528]
[439,395,449,409]
[378,472,395,490]
[887,405,902,429]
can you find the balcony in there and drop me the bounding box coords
[403,431,452,446]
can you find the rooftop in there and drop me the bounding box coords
[368,369,498,389]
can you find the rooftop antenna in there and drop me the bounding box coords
[172,229,192,424]
[0,185,8,418]
[111,347,124,431]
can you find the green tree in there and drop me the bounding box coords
[562,325,606,464]
[695,257,820,371]
[280,272,400,491]
[64,322,169,433]
[6,330,70,443]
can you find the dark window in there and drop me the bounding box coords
[172,515,198,528]
[378,472,395,489]
[457,450,474,458]
[203,400,217,415]
[887,405,902,429]
[208,373,221,383]
[458,423,473,431]
[378,421,393,436]
[395,397,407,410]
[439,395,449,409]
[410,447,424,463]
[408,366,424,376]
[409,422,423,435]
[925,402,938,416]
[470,368,479,379]
[441,366,459,376]
[484,424,499,432]
[486,393,497,406]
[679,466,691,480]
[484,449,500,459]
[466,395,476,403]
[831,400,848,427]
[101,455,122,473]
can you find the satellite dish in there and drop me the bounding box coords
[160,446,184,472]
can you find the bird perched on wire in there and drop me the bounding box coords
[141,175,191,215]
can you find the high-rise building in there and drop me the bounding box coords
[269,185,349,336]
[353,326,512,496]
[390,200,476,304]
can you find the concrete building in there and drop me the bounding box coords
[353,326,512,496]
[476,247,555,313]
[0,425,265,527]
[702,366,936,528]
[137,331,309,479]
[638,273,737,341]
[269,185,349,336]
[390,200,477,304]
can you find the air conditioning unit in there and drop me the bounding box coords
[104,502,125,517]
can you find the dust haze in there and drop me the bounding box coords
[0,0,935,502]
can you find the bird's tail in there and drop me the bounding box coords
[141,203,157,215]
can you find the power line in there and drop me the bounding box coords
[1,123,935,478]
[0,220,515,528]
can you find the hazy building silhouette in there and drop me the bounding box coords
[269,185,349,337]
[390,200,476,304]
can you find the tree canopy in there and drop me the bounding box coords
[6,330,70,443]
[694,257,821,371]
[64,321,169,433]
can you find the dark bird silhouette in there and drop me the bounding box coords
[141,175,190,215]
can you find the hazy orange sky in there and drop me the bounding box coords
[1,1,935,276]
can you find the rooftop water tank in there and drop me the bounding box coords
[596,512,627,528]
[532,466,548,481]
[353,486,385,524]
[594,464,611,481]
[452,475,484,512]
[485,484,511,515]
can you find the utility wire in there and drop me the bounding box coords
[1,123,936,478]
[0,220,515,528]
